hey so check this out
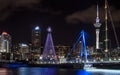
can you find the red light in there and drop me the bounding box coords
[2,32,7,35]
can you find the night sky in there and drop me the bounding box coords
[0,0,120,47]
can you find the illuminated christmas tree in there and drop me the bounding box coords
[42,27,57,62]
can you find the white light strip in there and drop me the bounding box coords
[86,69,120,73]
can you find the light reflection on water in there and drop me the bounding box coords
[86,69,120,75]
[0,68,120,75]
[77,70,91,75]
[18,68,57,75]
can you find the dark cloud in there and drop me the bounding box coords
[14,0,41,7]
[66,5,120,25]
[0,0,41,21]
[66,5,96,24]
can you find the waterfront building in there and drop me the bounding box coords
[19,43,29,60]
[0,32,11,60]
[31,26,41,54]
[55,45,71,57]
[0,32,11,53]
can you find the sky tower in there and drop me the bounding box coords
[94,4,101,50]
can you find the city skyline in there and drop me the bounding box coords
[0,0,119,47]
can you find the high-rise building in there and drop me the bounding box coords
[0,32,11,53]
[19,43,29,60]
[31,26,41,54]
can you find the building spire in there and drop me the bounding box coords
[94,4,101,50]
[96,4,100,23]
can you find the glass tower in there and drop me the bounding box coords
[31,26,41,54]
[0,32,11,53]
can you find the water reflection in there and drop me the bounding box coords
[18,68,57,75]
[0,68,120,75]
[77,70,91,75]
[0,68,8,75]
[18,68,29,75]
[86,69,120,75]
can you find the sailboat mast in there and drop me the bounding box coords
[107,0,120,49]
[104,0,108,53]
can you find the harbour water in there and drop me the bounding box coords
[0,67,120,75]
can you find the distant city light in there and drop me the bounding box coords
[35,26,40,30]
[20,43,28,47]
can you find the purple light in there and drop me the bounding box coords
[42,27,57,62]
[47,27,52,32]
